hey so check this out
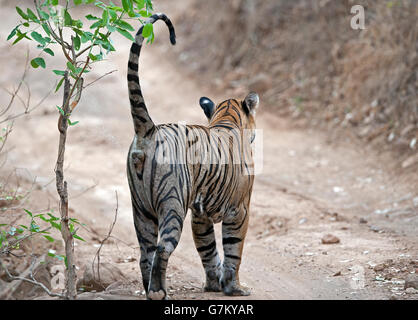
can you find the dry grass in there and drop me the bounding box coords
[173,0,417,159]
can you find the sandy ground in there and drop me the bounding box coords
[0,1,417,300]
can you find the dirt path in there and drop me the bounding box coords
[1,3,417,300]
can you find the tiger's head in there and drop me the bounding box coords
[199,92,259,143]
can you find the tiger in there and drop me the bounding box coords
[126,13,260,300]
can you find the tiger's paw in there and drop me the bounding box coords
[204,269,222,292]
[204,281,222,292]
[147,289,167,300]
[223,283,251,296]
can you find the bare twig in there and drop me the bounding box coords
[0,82,54,125]
[83,70,118,89]
[69,181,98,200]
[0,255,64,299]
[92,191,119,286]
[0,52,30,118]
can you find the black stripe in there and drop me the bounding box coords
[164,237,178,248]
[130,88,142,96]
[222,237,242,245]
[130,43,140,55]
[194,226,214,238]
[197,240,216,253]
[127,74,139,82]
[225,254,241,260]
[128,61,138,71]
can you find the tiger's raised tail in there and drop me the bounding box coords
[127,13,176,137]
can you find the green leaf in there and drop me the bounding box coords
[73,234,86,242]
[7,27,18,41]
[145,0,153,11]
[31,57,46,69]
[72,19,83,28]
[114,20,134,31]
[50,221,62,231]
[142,23,153,38]
[42,23,51,36]
[81,31,93,43]
[53,69,66,76]
[146,30,154,44]
[122,0,131,12]
[88,53,99,61]
[56,105,65,116]
[26,8,38,21]
[31,31,46,45]
[67,119,79,126]
[108,9,117,21]
[74,35,81,51]
[52,0,59,5]
[69,218,80,224]
[85,14,100,21]
[24,209,33,217]
[134,0,145,10]
[47,213,60,221]
[12,30,30,45]
[39,10,49,20]
[43,235,55,242]
[74,0,82,5]
[44,48,54,56]
[102,9,109,26]
[116,27,134,41]
[107,25,116,33]
[16,7,29,20]
[139,10,152,18]
[90,20,103,29]
[55,77,64,92]
[12,34,24,45]
[66,61,77,73]
[64,10,72,26]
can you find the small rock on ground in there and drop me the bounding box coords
[404,274,418,290]
[321,234,340,244]
[77,262,127,292]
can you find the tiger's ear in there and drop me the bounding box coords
[242,92,259,116]
[199,97,215,120]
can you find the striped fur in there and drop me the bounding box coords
[126,13,259,300]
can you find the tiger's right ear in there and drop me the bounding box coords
[199,97,215,120]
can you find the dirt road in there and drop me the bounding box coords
[1,2,417,300]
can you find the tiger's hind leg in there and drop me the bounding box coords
[132,204,158,294]
[191,211,222,292]
[221,205,251,296]
[147,207,185,300]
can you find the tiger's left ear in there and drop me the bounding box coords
[199,97,215,120]
[242,92,259,116]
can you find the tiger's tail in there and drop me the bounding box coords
[127,13,176,137]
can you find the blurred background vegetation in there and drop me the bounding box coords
[170,0,417,161]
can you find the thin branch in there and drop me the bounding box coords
[0,227,51,257]
[83,69,117,89]
[92,191,118,287]
[0,73,55,126]
[0,256,64,299]
[0,52,30,117]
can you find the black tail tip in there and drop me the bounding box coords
[170,33,176,45]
